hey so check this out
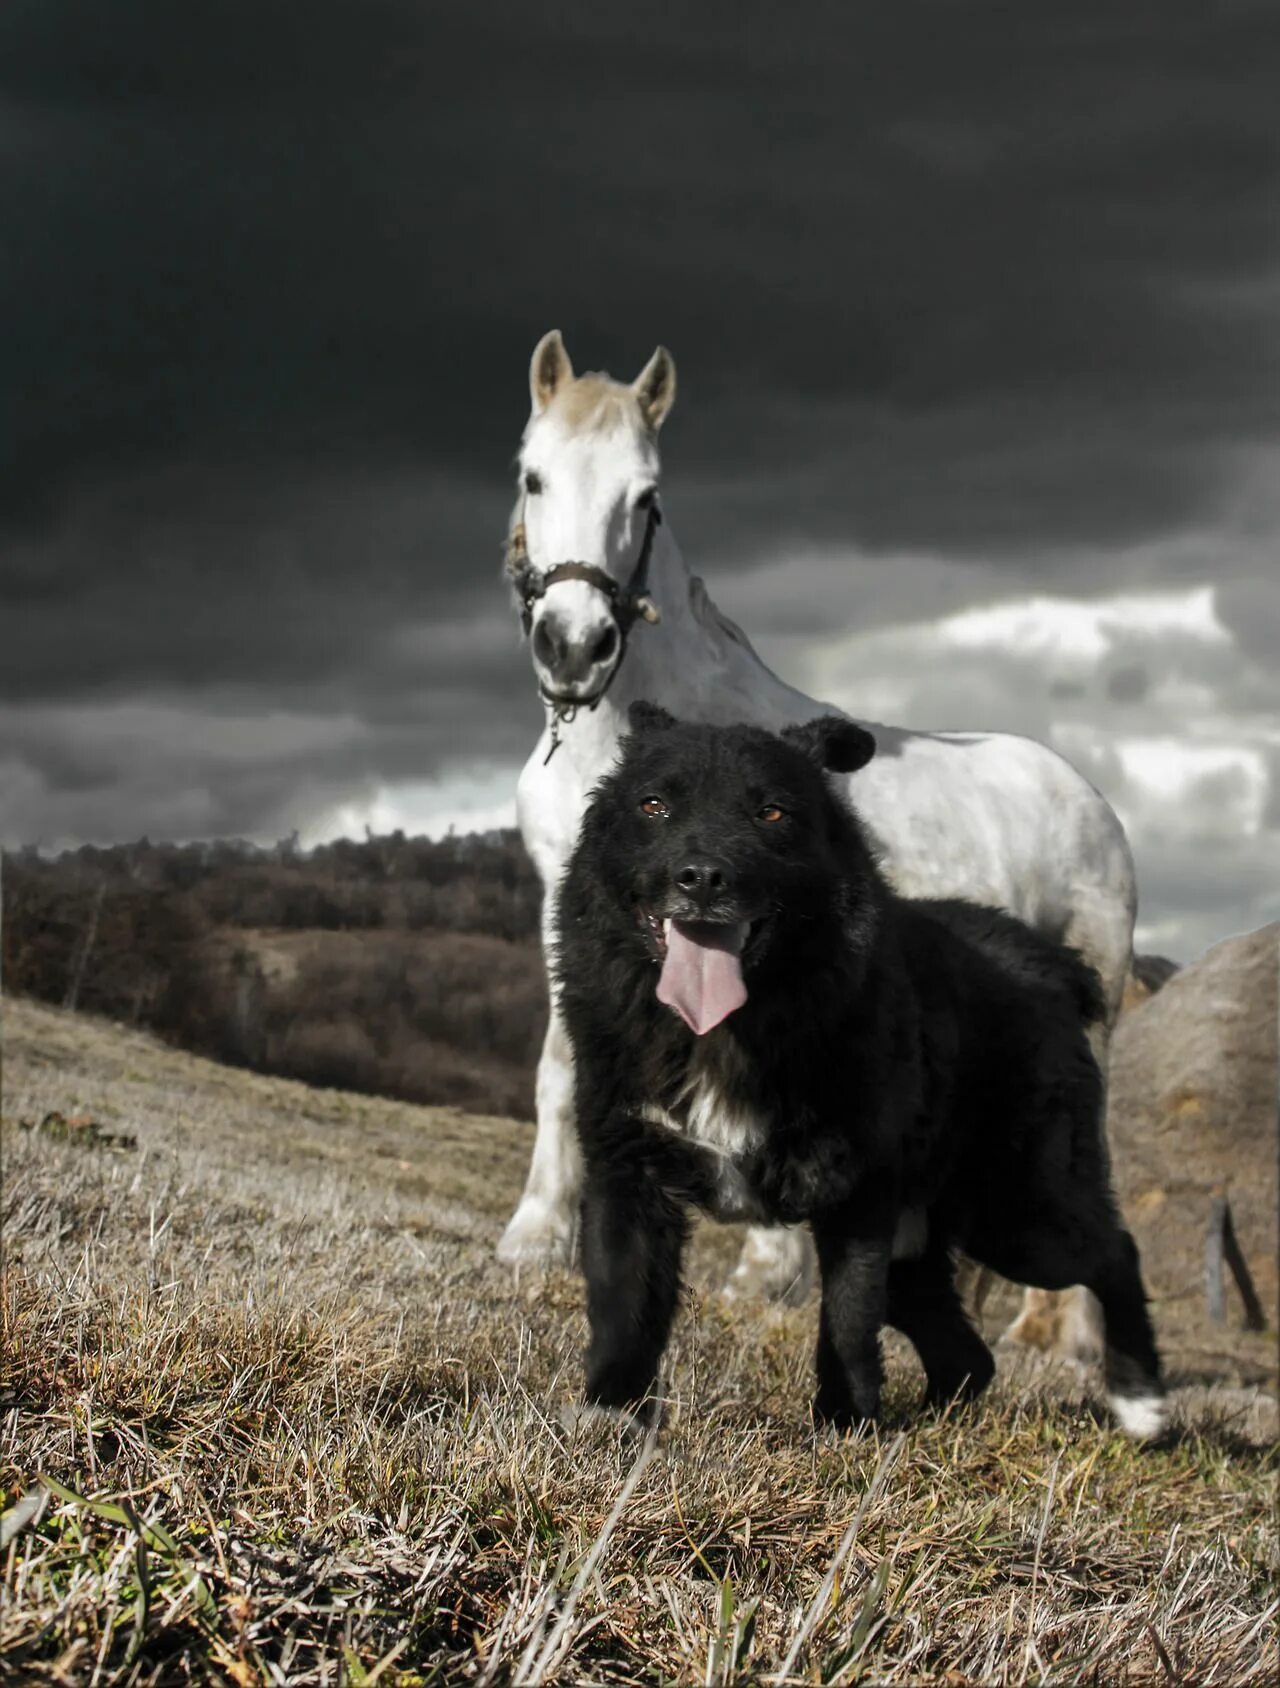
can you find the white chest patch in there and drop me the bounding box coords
[638,1066,928,1247]
[678,1068,767,1161]
[638,1054,769,1223]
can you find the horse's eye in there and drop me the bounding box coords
[524,470,543,495]
[641,796,669,818]
[758,803,786,824]
[634,487,656,512]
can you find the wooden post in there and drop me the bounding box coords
[1221,1200,1267,1332]
[1206,1196,1227,1325]
[1206,1196,1266,1332]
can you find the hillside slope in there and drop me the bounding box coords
[2,995,1276,1685]
[2,829,547,1118]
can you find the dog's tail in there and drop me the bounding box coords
[1061,947,1108,1029]
[918,898,1110,1029]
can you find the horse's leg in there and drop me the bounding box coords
[497,1004,583,1266]
[724,1224,815,1306]
[1001,883,1132,1366]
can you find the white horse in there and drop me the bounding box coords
[498,330,1134,1354]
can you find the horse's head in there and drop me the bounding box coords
[510,330,676,707]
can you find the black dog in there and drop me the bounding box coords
[554,703,1165,1438]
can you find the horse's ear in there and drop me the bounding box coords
[632,346,677,432]
[781,716,876,775]
[530,330,573,413]
[627,700,679,736]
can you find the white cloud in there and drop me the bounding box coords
[938,585,1229,662]
[800,582,1278,959]
[311,579,1276,955]
[1115,739,1269,835]
[305,765,519,847]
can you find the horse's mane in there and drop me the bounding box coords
[688,574,760,657]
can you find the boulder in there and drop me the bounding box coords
[1108,924,1278,1337]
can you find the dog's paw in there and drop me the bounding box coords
[1109,1390,1168,1443]
[812,1388,880,1438]
[812,1410,878,1444]
[559,1400,656,1441]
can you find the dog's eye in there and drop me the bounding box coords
[757,803,786,824]
[641,796,669,818]
[523,469,543,495]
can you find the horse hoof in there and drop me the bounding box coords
[1001,1287,1104,1370]
[497,1203,577,1267]
[722,1228,815,1306]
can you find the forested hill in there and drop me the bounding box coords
[2,831,547,1117]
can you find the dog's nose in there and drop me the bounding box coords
[674,860,729,899]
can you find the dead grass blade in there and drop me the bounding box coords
[773,1430,906,1683]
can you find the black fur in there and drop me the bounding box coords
[554,704,1163,1432]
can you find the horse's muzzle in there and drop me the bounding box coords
[532,606,624,702]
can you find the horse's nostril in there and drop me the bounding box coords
[675,865,704,892]
[590,624,619,665]
[532,620,560,668]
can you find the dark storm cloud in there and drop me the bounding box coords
[3,459,514,701]
[1218,574,1280,670]
[2,0,1278,874]
[1130,839,1280,959]
[5,0,1277,533]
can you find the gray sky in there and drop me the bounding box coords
[3,0,1278,958]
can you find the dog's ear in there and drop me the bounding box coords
[627,700,679,735]
[782,716,876,774]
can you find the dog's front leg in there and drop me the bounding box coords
[580,1142,689,1422]
[811,1207,893,1429]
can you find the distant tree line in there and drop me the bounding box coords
[2,830,547,1117]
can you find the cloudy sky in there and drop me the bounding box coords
[3,1,1278,958]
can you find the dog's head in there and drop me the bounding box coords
[578,703,877,1033]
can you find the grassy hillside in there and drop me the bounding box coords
[2,996,1276,1685]
[2,830,547,1118]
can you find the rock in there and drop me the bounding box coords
[32,1110,137,1151]
[1108,924,1278,1336]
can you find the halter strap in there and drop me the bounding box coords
[505,499,663,637]
[504,498,664,762]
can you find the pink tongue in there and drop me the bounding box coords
[656,920,749,1035]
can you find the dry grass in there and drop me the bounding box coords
[2,994,1276,1685]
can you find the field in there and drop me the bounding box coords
[2,995,1276,1685]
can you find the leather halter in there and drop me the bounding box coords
[505,497,663,759]
[505,498,662,638]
